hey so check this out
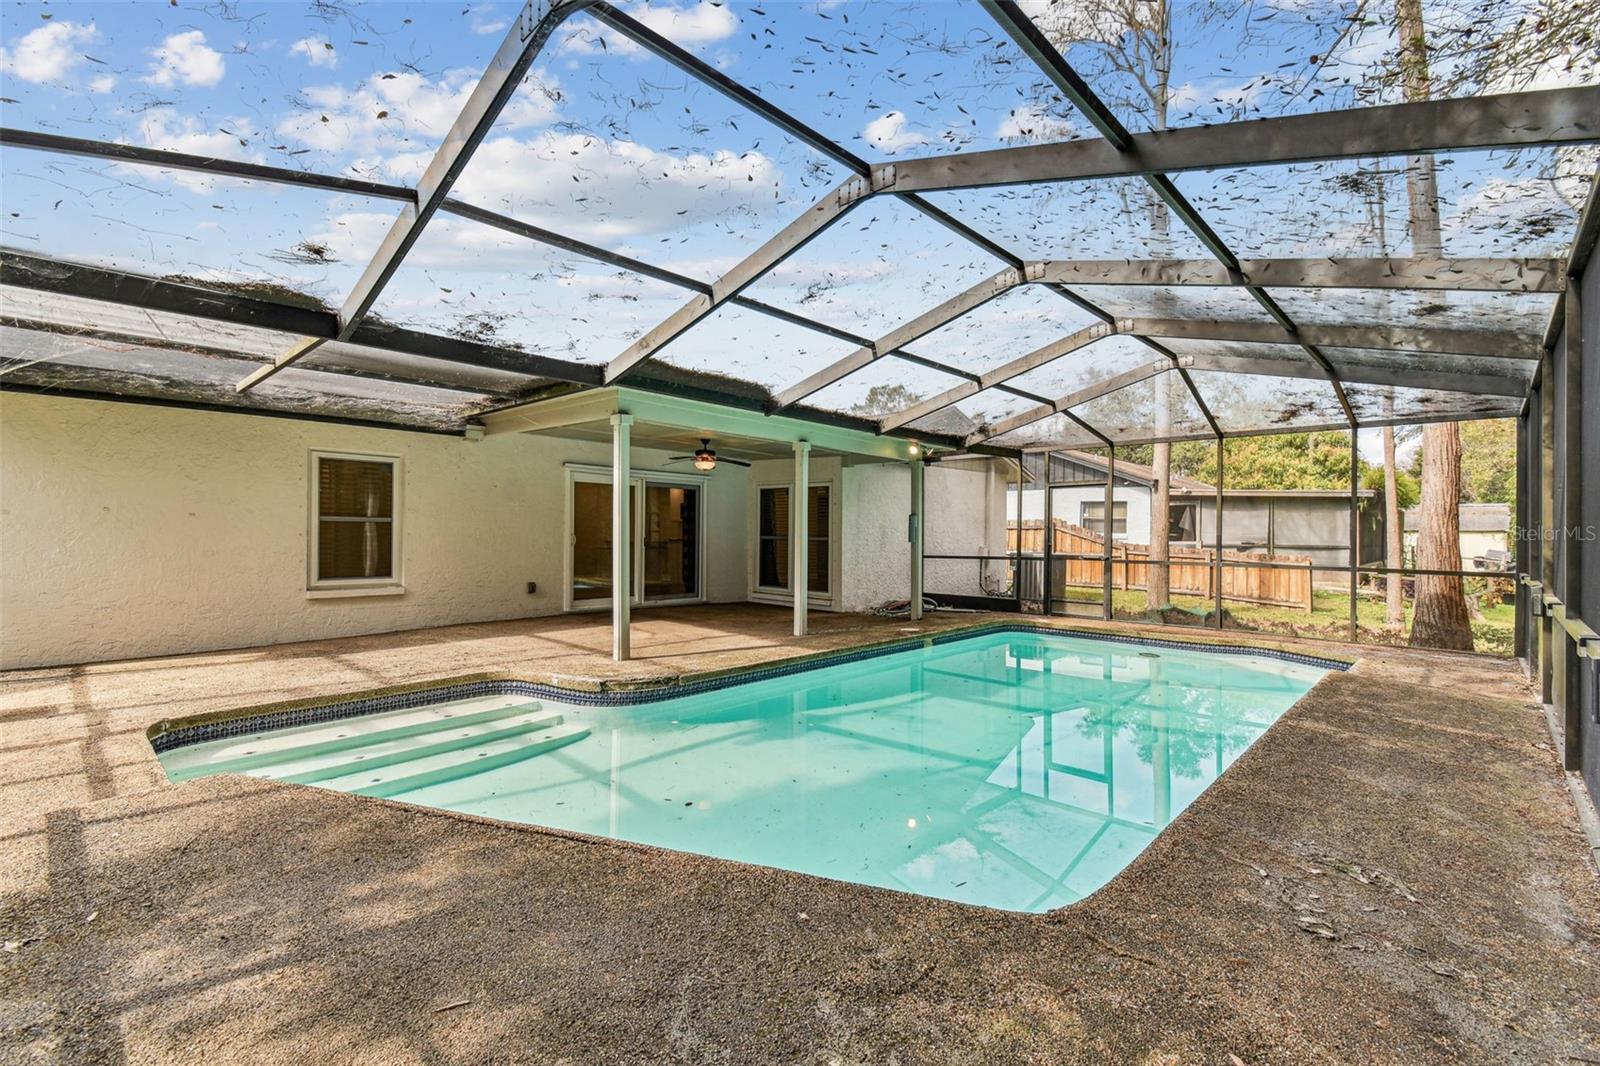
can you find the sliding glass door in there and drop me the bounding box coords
[568,472,703,609]
[642,483,699,600]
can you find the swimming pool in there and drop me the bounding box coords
[157,629,1334,912]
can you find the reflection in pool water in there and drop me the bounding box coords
[160,631,1329,912]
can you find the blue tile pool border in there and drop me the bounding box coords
[149,623,1351,753]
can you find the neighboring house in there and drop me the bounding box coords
[1403,503,1511,568]
[1009,450,1383,569]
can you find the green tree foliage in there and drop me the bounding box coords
[1457,419,1517,503]
[1364,464,1420,510]
[1121,433,1369,489]
[848,384,922,417]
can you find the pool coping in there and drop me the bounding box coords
[147,621,1353,753]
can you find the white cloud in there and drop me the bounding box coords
[301,130,786,272]
[0,20,98,83]
[558,1,736,57]
[290,37,337,69]
[1165,78,1267,119]
[130,111,263,191]
[276,69,561,159]
[146,30,225,88]
[862,111,927,154]
[88,73,117,94]
[994,103,1073,144]
[469,5,509,35]
[403,131,784,244]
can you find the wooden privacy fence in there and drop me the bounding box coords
[1008,520,1314,612]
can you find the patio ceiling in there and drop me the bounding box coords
[1,0,1595,449]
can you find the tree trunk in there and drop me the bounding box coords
[1148,441,1171,609]
[1409,425,1474,649]
[1396,0,1472,650]
[1383,426,1404,627]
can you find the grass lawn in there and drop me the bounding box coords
[1055,584,1516,657]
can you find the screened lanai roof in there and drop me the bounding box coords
[1,0,1596,447]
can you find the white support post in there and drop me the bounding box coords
[909,454,925,621]
[793,441,811,637]
[611,413,633,662]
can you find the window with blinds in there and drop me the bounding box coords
[758,484,830,594]
[312,453,398,585]
[1079,500,1127,536]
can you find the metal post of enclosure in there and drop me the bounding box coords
[1514,410,1529,664]
[1014,450,1025,612]
[909,454,925,621]
[1214,438,1225,629]
[611,412,633,662]
[1043,458,1055,616]
[793,441,811,638]
[1103,446,1115,621]
[1560,269,1584,769]
[1349,436,1360,644]
[1540,347,1557,703]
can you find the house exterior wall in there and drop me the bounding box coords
[0,392,749,669]
[744,453,846,611]
[1184,496,1381,569]
[1010,486,1154,543]
[1403,528,1509,563]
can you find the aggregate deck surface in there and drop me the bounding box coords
[2,606,1596,1064]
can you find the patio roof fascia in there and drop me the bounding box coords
[481,386,933,462]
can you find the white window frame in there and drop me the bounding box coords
[562,464,709,613]
[749,478,837,607]
[1079,499,1128,538]
[1168,501,1201,547]
[307,450,404,596]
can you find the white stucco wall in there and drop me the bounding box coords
[839,458,1009,611]
[0,393,748,669]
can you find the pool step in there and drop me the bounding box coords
[258,710,568,785]
[321,723,592,799]
[167,700,544,782]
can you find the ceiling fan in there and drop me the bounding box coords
[667,439,751,471]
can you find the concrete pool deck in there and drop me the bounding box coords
[2,605,1597,1063]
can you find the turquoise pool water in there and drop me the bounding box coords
[160,631,1329,912]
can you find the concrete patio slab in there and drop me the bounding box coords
[2,606,1596,1064]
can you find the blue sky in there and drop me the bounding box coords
[0,0,1590,429]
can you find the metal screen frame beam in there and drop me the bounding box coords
[879,85,1600,193]
[965,358,1177,447]
[879,322,1116,431]
[0,250,603,385]
[571,0,1140,433]
[1183,352,1527,397]
[0,127,415,202]
[1124,317,1542,360]
[980,0,1348,432]
[1036,257,1563,293]
[239,0,597,392]
[781,250,1549,415]
[602,174,886,383]
[772,266,1030,409]
[2,129,1005,389]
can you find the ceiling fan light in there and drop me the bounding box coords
[693,455,717,471]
